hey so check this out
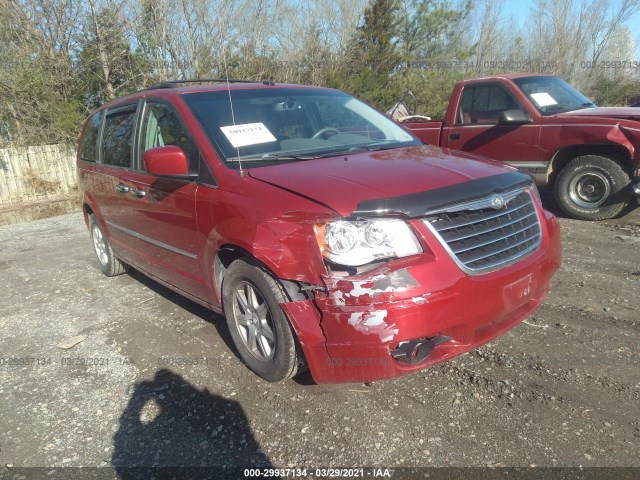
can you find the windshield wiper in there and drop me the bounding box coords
[546,102,595,113]
[349,144,398,152]
[229,153,318,162]
[543,104,569,113]
[571,102,596,110]
[230,143,401,162]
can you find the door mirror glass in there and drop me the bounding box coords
[143,145,189,176]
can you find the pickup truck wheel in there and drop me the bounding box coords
[554,155,632,220]
[222,259,301,382]
[89,214,128,276]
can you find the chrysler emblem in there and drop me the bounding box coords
[490,194,505,209]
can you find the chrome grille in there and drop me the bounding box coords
[423,188,542,275]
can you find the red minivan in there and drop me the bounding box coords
[78,80,561,383]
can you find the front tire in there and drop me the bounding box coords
[89,214,128,276]
[554,155,632,220]
[222,259,302,382]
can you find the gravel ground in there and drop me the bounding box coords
[0,204,638,476]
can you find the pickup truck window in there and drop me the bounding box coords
[513,76,595,115]
[182,88,419,168]
[458,83,523,125]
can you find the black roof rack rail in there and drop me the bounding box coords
[147,79,274,90]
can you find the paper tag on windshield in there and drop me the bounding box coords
[220,122,277,148]
[530,92,558,107]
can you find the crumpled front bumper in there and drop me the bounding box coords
[281,209,562,384]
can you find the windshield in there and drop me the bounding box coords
[513,76,596,115]
[182,87,419,168]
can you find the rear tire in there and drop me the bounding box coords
[89,214,128,277]
[554,155,632,220]
[222,258,301,382]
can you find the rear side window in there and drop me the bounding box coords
[102,106,137,168]
[79,111,103,163]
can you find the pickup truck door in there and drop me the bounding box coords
[443,82,543,177]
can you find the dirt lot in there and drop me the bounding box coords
[0,202,638,476]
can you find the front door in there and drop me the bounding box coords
[444,82,543,175]
[107,99,206,300]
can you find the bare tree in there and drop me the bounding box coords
[524,0,640,87]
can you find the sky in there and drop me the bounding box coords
[501,0,640,56]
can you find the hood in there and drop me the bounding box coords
[560,107,640,121]
[247,145,526,217]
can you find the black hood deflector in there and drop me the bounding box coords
[351,171,533,218]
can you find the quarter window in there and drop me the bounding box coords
[102,107,137,168]
[79,111,103,163]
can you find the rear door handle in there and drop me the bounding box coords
[130,187,146,198]
[115,184,129,193]
[449,133,461,140]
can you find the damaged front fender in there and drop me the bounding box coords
[251,210,332,285]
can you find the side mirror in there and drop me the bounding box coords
[143,145,189,177]
[499,109,533,125]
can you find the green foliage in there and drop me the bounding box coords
[7,0,637,149]
[225,43,281,82]
[76,5,149,109]
[393,69,469,118]
[0,0,477,146]
[396,0,473,68]
[332,0,474,112]
[330,0,402,108]
[0,30,81,145]
[586,75,640,106]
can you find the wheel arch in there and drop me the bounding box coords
[82,203,95,227]
[82,194,107,231]
[214,246,315,378]
[548,144,634,184]
[212,244,311,310]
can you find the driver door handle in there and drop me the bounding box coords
[115,184,129,193]
[130,187,146,198]
[449,133,461,140]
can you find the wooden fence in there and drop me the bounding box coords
[0,144,78,207]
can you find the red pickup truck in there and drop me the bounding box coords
[398,74,640,220]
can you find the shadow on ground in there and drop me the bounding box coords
[112,369,272,478]
[126,269,236,356]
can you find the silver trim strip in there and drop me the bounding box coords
[540,124,640,130]
[106,220,198,259]
[505,161,549,169]
[424,186,524,215]
[447,124,538,129]
[505,162,549,185]
[436,202,529,232]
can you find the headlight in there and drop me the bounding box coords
[315,219,422,267]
